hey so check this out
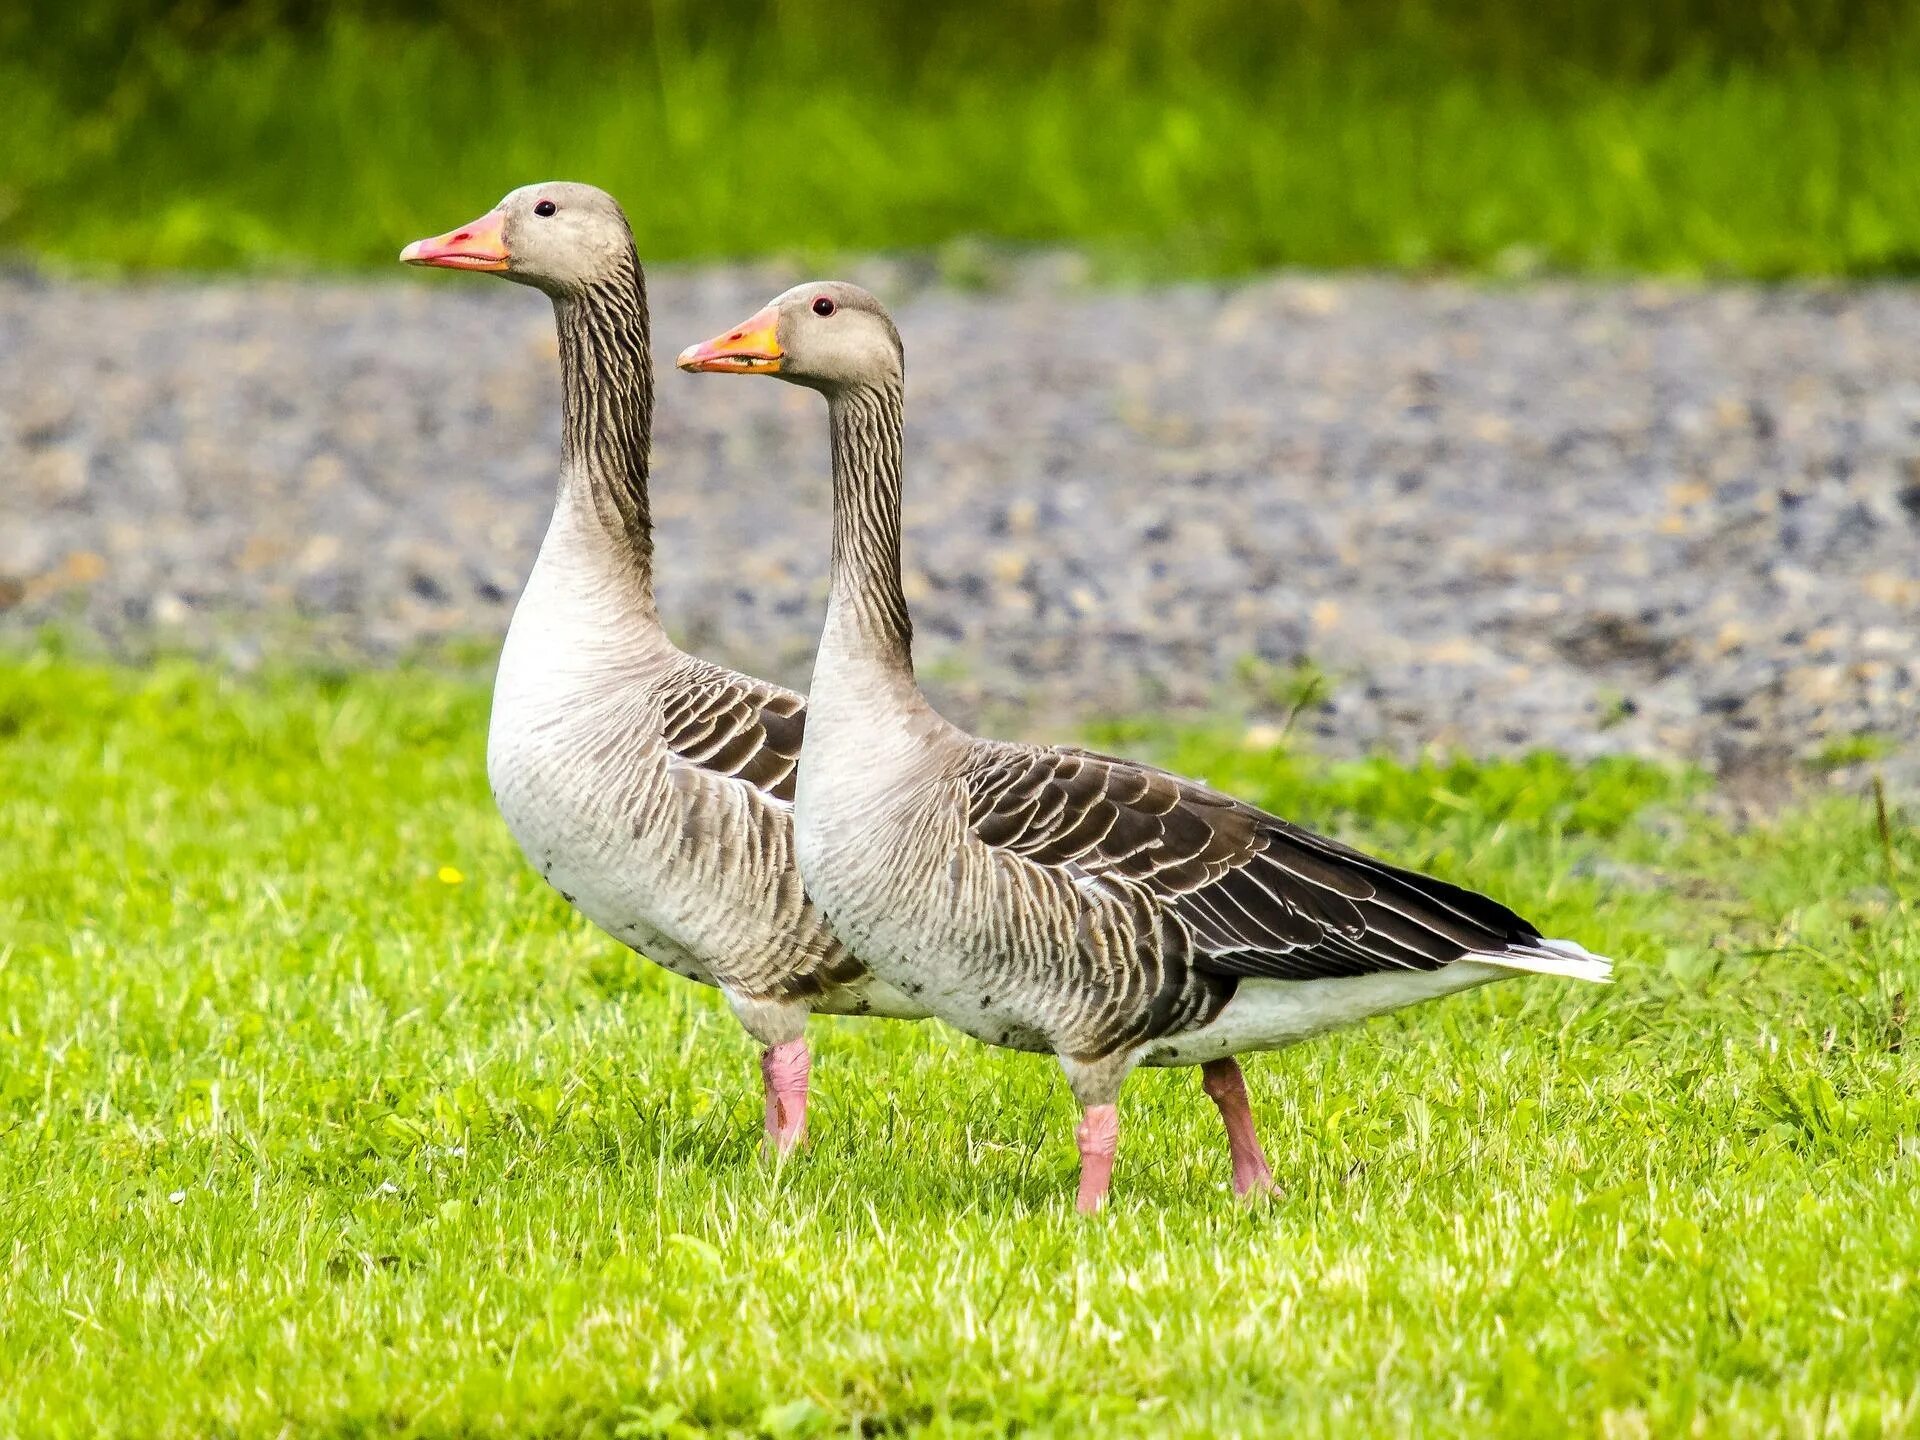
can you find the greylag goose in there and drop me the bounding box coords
[400,190,922,1154]
[679,283,1612,1210]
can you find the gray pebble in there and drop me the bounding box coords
[2,265,1916,794]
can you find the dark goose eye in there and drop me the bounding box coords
[812,296,836,316]
[534,200,557,217]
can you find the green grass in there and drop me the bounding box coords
[5,7,1920,277]
[1,651,1916,1437]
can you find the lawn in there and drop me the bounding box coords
[0,651,1915,1437]
[5,2,1920,277]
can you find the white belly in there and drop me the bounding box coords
[1132,962,1510,1067]
[489,666,717,986]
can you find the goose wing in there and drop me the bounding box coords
[650,666,871,1000]
[964,743,1599,982]
[659,667,807,804]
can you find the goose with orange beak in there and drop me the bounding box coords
[675,307,783,372]
[400,189,925,1157]
[682,282,1612,1212]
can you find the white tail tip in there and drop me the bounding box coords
[1474,937,1614,984]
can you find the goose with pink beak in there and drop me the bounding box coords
[402,187,926,1155]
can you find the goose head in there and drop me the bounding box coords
[677,282,902,393]
[401,182,633,297]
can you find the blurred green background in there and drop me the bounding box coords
[3,0,1917,276]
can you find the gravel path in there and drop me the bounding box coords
[3,263,1917,793]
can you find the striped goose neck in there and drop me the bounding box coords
[551,250,655,596]
[825,382,914,672]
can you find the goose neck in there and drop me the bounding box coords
[549,256,656,608]
[822,382,914,676]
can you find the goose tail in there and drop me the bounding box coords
[1470,936,1613,984]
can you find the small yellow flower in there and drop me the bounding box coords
[437,866,465,885]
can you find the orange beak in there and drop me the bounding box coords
[676,307,783,373]
[399,209,510,271]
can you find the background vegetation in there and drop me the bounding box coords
[3,0,1917,276]
[2,651,1915,1436]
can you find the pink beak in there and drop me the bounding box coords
[400,209,510,271]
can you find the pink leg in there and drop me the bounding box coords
[1202,1058,1275,1198]
[1075,1104,1120,1214]
[760,1038,811,1155]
